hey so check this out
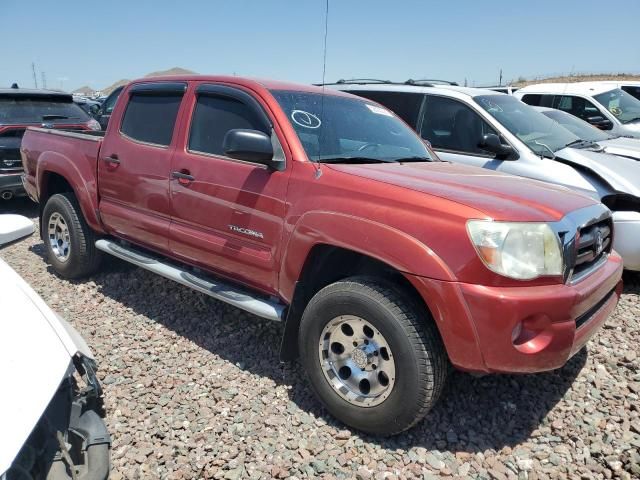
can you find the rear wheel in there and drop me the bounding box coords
[42,193,102,279]
[298,276,448,435]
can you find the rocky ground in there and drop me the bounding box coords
[1,199,638,479]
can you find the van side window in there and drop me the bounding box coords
[189,95,265,156]
[555,95,602,121]
[421,96,498,155]
[350,91,423,128]
[521,94,542,106]
[121,93,183,146]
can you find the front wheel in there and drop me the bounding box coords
[298,276,448,436]
[42,192,102,279]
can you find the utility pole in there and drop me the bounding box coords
[464,77,468,87]
[32,62,38,88]
[499,69,503,87]
[41,71,47,89]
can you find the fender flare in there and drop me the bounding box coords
[278,211,457,361]
[37,152,103,233]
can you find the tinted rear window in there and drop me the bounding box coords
[0,96,90,124]
[120,93,183,146]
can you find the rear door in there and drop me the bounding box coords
[97,82,186,253]
[168,83,290,295]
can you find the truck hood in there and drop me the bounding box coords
[555,147,640,198]
[328,161,596,222]
[0,257,93,475]
[599,137,640,161]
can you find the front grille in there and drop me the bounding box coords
[572,217,613,280]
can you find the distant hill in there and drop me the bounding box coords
[72,85,94,95]
[513,73,640,87]
[81,67,197,96]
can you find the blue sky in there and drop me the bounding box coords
[3,0,639,92]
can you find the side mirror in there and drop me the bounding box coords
[223,129,283,170]
[0,215,35,248]
[586,116,614,130]
[478,133,516,159]
[89,104,100,116]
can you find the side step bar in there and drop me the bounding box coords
[95,239,285,322]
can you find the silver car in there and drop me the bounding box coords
[535,105,640,161]
[333,82,640,271]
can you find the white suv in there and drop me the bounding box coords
[331,80,640,271]
[514,82,640,139]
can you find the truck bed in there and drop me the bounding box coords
[21,127,104,204]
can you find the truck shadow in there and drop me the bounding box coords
[27,240,635,454]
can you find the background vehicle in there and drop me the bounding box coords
[73,96,101,117]
[0,88,100,200]
[0,214,110,479]
[94,86,123,130]
[336,81,640,271]
[580,80,640,102]
[535,105,640,161]
[515,83,640,139]
[21,75,623,435]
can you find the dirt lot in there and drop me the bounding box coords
[1,198,639,480]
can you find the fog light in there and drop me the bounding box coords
[512,314,553,354]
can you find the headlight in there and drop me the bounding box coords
[86,118,101,131]
[467,220,563,280]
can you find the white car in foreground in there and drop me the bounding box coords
[0,215,110,480]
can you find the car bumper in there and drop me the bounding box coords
[407,252,623,373]
[612,211,640,271]
[0,172,25,198]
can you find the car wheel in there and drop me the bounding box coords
[298,276,448,435]
[42,192,102,279]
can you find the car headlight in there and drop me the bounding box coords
[86,118,101,131]
[467,220,563,280]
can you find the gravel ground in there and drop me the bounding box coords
[1,199,639,480]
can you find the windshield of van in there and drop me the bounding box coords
[593,88,640,124]
[541,109,612,142]
[270,90,433,163]
[474,94,579,156]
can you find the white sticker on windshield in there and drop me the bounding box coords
[291,110,322,129]
[366,104,394,117]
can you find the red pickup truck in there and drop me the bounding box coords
[21,75,623,435]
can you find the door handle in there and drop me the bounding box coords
[103,154,120,165]
[172,170,195,184]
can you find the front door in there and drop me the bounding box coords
[168,83,290,295]
[98,82,186,253]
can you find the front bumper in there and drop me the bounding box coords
[407,252,623,373]
[0,172,25,198]
[612,211,640,271]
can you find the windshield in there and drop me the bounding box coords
[0,96,90,124]
[593,88,640,124]
[270,90,433,163]
[474,94,578,156]
[541,109,612,142]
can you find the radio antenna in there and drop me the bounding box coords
[316,0,330,168]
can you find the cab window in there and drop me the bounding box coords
[120,92,183,146]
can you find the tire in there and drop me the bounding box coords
[42,192,102,279]
[298,276,448,436]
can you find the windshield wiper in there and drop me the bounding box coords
[393,156,432,163]
[42,114,69,120]
[565,139,596,149]
[317,156,395,164]
[533,140,556,159]
[623,116,640,124]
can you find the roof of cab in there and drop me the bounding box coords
[516,82,622,96]
[326,82,504,101]
[134,75,356,98]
